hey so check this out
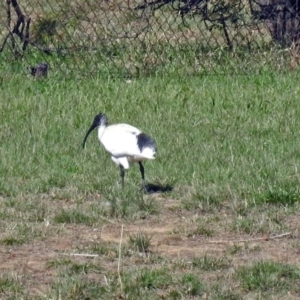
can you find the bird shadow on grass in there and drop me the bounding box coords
[144,183,173,194]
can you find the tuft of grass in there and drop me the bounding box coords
[53,209,97,225]
[236,261,300,292]
[226,244,244,255]
[181,273,205,296]
[128,232,152,253]
[28,206,48,223]
[67,262,103,275]
[231,208,285,235]
[136,196,158,216]
[0,237,25,246]
[0,274,23,296]
[47,258,73,268]
[184,192,222,212]
[193,223,214,237]
[49,277,108,300]
[88,242,118,257]
[210,286,243,300]
[192,255,231,271]
[0,222,47,246]
[99,188,158,219]
[123,268,173,294]
[260,184,300,206]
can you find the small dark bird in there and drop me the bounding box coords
[31,63,48,78]
[83,113,157,189]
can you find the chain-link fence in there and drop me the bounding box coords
[1,0,300,77]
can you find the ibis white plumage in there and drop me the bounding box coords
[82,113,157,189]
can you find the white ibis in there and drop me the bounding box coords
[82,113,157,189]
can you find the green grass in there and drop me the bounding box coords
[1,70,300,299]
[53,209,98,225]
[192,255,231,271]
[2,71,300,203]
[237,261,300,293]
[0,274,24,296]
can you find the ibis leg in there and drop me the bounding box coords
[138,162,145,190]
[119,165,125,188]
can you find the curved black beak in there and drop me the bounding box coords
[82,121,97,149]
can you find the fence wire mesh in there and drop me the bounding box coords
[1,0,300,77]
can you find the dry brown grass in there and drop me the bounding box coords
[0,193,299,298]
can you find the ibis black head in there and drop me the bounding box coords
[82,113,108,149]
